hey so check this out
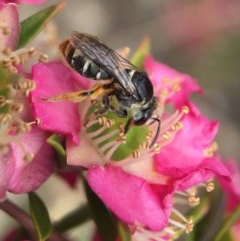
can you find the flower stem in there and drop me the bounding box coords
[54,204,91,232]
[0,199,70,241]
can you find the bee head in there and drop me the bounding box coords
[125,97,160,148]
[133,96,158,125]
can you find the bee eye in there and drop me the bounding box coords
[131,72,153,102]
[134,112,150,125]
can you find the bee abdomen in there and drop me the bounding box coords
[59,40,111,80]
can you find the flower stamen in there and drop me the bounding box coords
[204,142,218,157]
[170,208,194,233]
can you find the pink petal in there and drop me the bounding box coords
[144,55,202,106]
[1,0,46,3]
[30,61,82,145]
[57,169,79,188]
[8,127,55,193]
[66,132,105,168]
[155,102,219,178]
[176,156,230,190]
[0,150,15,200]
[0,3,19,49]
[87,165,173,231]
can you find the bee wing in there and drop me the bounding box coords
[70,31,139,96]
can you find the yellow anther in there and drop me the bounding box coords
[206,182,214,192]
[28,47,36,57]
[175,121,183,130]
[146,131,153,140]
[188,193,200,206]
[185,218,194,233]
[10,103,24,113]
[139,141,148,150]
[27,118,42,127]
[16,123,32,134]
[172,82,181,92]
[38,53,48,62]
[163,131,172,140]
[159,89,168,97]
[1,58,13,68]
[132,150,140,158]
[162,77,170,84]
[182,106,189,114]
[153,143,161,153]
[171,125,176,131]
[0,114,12,125]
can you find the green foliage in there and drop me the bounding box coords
[17,3,65,49]
[213,204,240,241]
[47,134,66,157]
[28,192,52,241]
[131,36,150,68]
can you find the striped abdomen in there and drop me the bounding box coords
[59,40,111,80]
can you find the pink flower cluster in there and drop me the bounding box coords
[0,0,45,4]
[0,1,234,240]
[28,55,230,235]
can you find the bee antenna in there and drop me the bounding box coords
[149,118,161,149]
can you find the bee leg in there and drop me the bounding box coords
[124,117,134,133]
[98,95,110,114]
[100,95,128,118]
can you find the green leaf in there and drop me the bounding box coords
[117,220,131,241]
[47,134,66,157]
[217,231,234,241]
[131,36,150,68]
[28,192,52,241]
[54,204,91,232]
[213,204,240,241]
[185,230,196,241]
[17,3,65,49]
[83,176,117,241]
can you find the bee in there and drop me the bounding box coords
[42,31,160,148]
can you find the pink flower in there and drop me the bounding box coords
[88,165,173,231]
[30,61,84,145]
[0,5,56,199]
[154,101,229,190]
[0,0,46,4]
[29,55,230,239]
[143,55,202,108]
[0,3,20,50]
[0,125,55,199]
